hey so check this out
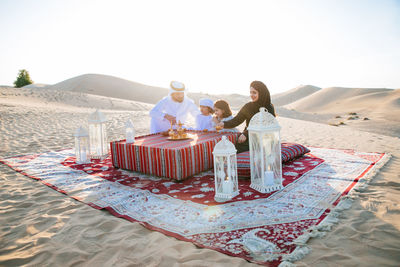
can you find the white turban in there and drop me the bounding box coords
[199,98,214,109]
[169,81,187,95]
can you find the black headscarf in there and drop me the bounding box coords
[250,81,276,116]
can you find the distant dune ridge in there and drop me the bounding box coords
[22,83,49,88]
[272,85,321,106]
[284,87,396,113]
[46,74,169,104]
[42,73,249,108]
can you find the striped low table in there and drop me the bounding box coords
[110,131,239,181]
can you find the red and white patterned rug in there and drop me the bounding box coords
[0,148,389,266]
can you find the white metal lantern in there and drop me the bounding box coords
[74,126,90,164]
[125,119,135,144]
[88,109,108,159]
[248,107,283,193]
[213,136,239,202]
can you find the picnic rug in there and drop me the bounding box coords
[0,147,390,266]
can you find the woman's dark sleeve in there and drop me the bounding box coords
[223,105,247,129]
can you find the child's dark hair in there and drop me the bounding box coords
[214,100,232,118]
[206,106,214,114]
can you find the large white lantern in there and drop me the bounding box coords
[125,118,135,144]
[213,136,239,202]
[248,107,283,193]
[88,109,108,159]
[74,126,90,164]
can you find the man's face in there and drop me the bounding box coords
[171,92,184,103]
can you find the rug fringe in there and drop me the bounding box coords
[278,260,298,267]
[280,246,311,264]
[354,153,392,193]
[279,152,392,266]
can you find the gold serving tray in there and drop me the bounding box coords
[166,133,195,141]
[166,136,193,141]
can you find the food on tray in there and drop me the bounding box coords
[161,131,170,136]
[166,121,191,140]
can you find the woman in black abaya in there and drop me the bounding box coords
[217,81,276,153]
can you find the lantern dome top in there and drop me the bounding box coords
[213,136,236,155]
[126,118,134,128]
[74,126,89,137]
[247,107,281,131]
[88,109,107,123]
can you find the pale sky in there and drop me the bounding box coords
[0,0,399,95]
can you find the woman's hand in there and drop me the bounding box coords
[238,134,247,143]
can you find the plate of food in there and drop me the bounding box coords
[166,133,195,141]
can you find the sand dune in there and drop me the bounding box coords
[42,73,249,108]
[341,89,400,120]
[272,85,321,106]
[46,74,169,104]
[23,83,49,88]
[285,87,395,113]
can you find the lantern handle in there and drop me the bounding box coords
[258,107,265,123]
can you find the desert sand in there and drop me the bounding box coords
[0,75,399,266]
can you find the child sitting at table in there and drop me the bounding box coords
[212,100,239,132]
[195,98,214,131]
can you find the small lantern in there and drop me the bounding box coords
[248,107,283,193]
[74,126,90,164]
[88,109,108,159]
[125,118,135,144]
[213,136,239,202]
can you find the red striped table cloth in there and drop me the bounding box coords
[110,131,239,181]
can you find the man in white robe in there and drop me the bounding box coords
[149,81,200,134]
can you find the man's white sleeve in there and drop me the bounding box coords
[189,101,200,118]
[149,99,166,120]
